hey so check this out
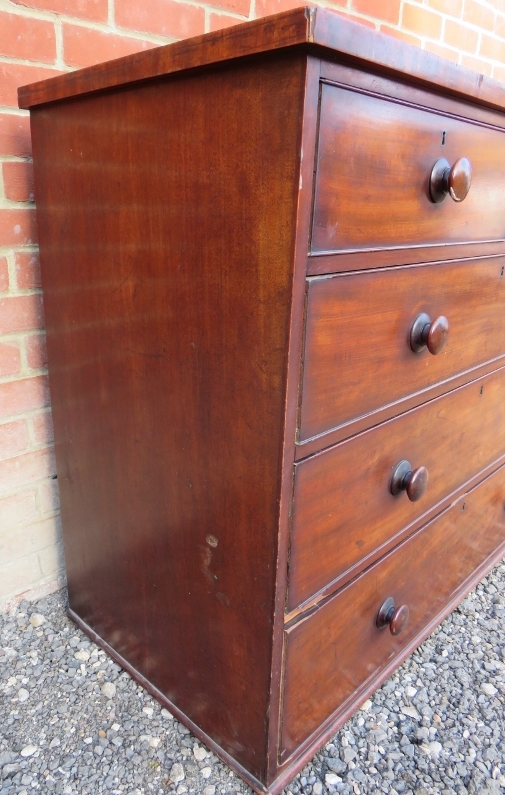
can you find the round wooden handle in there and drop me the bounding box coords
[376,597,410,636]
[406,466,429,501]
[429,157,472,203]
[410,313,449,355]
[390,604,410,635]
[390,460,429,502]
[448,157,472,202]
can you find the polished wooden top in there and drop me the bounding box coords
[18,6,505,111]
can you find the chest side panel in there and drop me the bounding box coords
[30,53,306,780]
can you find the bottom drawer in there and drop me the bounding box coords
[281,463,505,758]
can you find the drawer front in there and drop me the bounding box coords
[281,463,505,758]
[290,366,505,611]
[300,257,505,442]
[312,83,505,255]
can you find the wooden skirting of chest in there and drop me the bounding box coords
[19,8,505,793]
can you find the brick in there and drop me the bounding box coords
[62,24,159,69]
[496,14,505,39]
[0,208,38,245]
[402,4,443,39]
[0,294,44,334]
[0,552,42,602]
[204,0,250,17]
[115,0,205,39]
[254,0,302,16]
[0,11,56,63]
[11,0,107,22]
[316,8,376,28]
[0,447,55,493]
[31,410,54,446]
[0,375,50,419]
[424,40,460,62]
[444,19,479,53]
[464,0,495,31]
[480,33,505,62]
[0,257,8,292]
[0,341,21,377]
[0,113,31,158]
[38,537,64,577]
[2,161,35,203]
[209,13,244,31]
[38,478,60,515]
[461,54,493,75]
[0,419,29,461]
[492,63,505,83]
[255,1,357,21]
[426,0,463,17]
[379,25,423,47]
[0,489,38,529]
[1,516,60,565]
[0,63,62,108]
[14,251,41,290]
[25,332,47,370]
[351,0,400,24]
[9,569,66,606]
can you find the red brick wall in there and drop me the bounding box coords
[1,0,504,608]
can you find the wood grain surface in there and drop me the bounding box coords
[282,463,505,757]
[30,53,306,781]
[312,83,505,254]
[18,7,505,112]
[24,10,505,790]
[300,257,505,443]
[290,367,505,611]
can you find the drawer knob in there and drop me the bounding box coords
[376,597,410,636]
[429,157,472,203]
[390,459,429,502]
[410,312,449,355]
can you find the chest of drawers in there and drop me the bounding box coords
[19,8,505,793]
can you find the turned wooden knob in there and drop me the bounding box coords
[410,313,449,355]
[376,597,410,636]
[390,460,429,502]
[429,157,472,203]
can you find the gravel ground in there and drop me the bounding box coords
[1,564,505,795]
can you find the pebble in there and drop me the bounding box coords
[28,613,45,628]
[17,688,29,702]
[101,681,116,699]
[401,705,421,720]
[74,649,90,661]
[3,577,505,795]
[20,745,37,757]
[170,762,185,783]
[428,741,443,756]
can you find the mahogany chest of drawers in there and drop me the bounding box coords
[19,8,505,793]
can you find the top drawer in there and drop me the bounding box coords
[312,83,505,255]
